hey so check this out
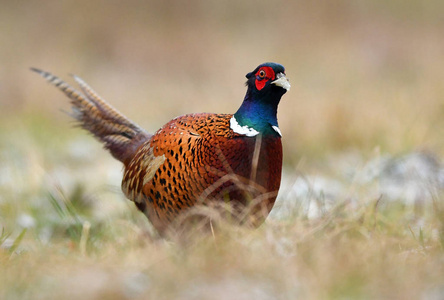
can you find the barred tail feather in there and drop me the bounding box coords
[31,68,150,164]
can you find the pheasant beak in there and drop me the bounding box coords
[271,73,291,91]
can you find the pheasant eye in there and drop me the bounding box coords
[258,69,266,79]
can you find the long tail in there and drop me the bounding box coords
[31,68,150,165]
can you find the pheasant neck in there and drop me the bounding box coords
[232,91,281,137]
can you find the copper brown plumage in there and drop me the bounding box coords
[32,63,290,235]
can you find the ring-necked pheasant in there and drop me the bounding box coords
[32,62,290,235]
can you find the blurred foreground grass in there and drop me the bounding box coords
[1,0,444,299]
[1,183,444,299]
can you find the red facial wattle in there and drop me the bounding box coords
[254,66,276,91]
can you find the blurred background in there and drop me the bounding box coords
[1,1,444,298]
[2,0,444,157]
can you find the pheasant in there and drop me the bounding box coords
[32,63,290,235]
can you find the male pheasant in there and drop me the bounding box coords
[32,63,290,235]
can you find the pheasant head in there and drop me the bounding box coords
[231,62,290,137]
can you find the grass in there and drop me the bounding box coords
[0,118,443,299]
[1,189,443,299]
[1,113,442,300]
